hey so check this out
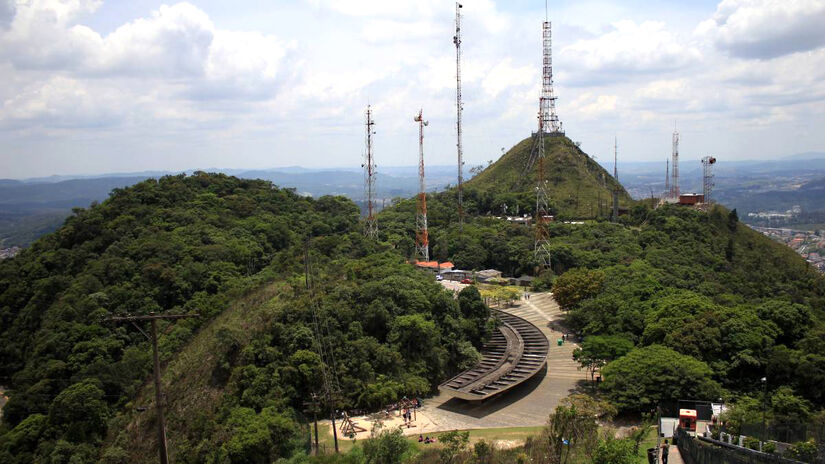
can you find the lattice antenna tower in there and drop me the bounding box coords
[665,158,670,197]
[612,136,619,222]
[363,105,378,239]
[414,109,429,262]
[454,2,464,227]
[534,111,552,268]
[702,156,717,208]
[541,1,563,136]
[671,127,680,199]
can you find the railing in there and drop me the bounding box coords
[676,429,807,464]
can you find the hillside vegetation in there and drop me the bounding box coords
[463,134,634,218]
[0,173,489,463]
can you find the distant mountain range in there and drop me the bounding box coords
[2,150,824,247]
[0,166,459,247]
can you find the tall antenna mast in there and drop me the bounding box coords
[534,113,552,268]
[612,136,619,222]
[454,2,464,227]
[534,1,558,269]
[665,158,670,197]
[671,126,680,199]
[363,105,377,239]
[702,156,716,208]
[414,109,429,262]
[541,2,563,135]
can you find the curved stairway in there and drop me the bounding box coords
[438,310,549,401]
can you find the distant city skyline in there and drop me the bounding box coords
[1,0,824,178]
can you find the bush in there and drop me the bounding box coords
[362,429,411,464]
[783,440,817,463]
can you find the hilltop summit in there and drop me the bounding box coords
[466,134,633,217]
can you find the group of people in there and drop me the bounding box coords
[418,435,437,444]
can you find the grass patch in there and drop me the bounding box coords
[317,424,545,456]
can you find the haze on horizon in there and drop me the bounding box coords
[0,0,824,179]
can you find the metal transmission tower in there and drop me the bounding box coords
[612,136,619,222]
[541,7,563,136]
[533,3,561,269]
[414,110,429,262]
[702,156,717,207]
[665,158,670,197]
[453,2,464,227]
[363,105,377,239]
[534,112,552,268]
[671,129,680,199]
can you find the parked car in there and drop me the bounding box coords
[461,278,473,284]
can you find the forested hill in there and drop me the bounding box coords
[463,134,634,218]
[0,173,492,462]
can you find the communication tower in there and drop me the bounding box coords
[363,105,377,239]
[534,111,552,268]
[665,158,670,197]
[612,136,619,222]
[671,129,680,199]
[414,110,429,262]
[540,5,563,136]
[702,156,717,207]
[453,2,464,227]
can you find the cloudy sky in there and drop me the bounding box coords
[1,0,824,178]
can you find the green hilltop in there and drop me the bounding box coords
[463,134,634,218]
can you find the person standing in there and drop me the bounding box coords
[661,439,670,464]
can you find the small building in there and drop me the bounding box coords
[679,409,698,433]
[476,269,503,282]
[415,261,454,274]
[678,193,704,205]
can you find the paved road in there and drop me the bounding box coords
[415,291,586,432]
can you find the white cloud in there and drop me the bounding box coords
[481,59,533,98]
[568,93,618,120]
[561,20,701,81]
[696,0,825,59]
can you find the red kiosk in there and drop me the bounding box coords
[679,409,698,433]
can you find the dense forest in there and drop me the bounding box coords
[0,174,490,463]
[1,166,824,463]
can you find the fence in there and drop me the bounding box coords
[676,428,807,464]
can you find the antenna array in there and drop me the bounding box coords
[414,110,429,262]
[454,2,464,227]
[363,105,377,239]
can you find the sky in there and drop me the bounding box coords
[0,0,824,179]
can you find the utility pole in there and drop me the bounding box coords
[304,240,339,453]
[105,312,200,464]
[454,2,464,228]
[671,126,680,199]
[612,136,619,222]
[414,109,429,262]
[363,105,377,239]
[303,393,321,454]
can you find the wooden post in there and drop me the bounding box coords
[105,312,199,464]
[150,318,169,464]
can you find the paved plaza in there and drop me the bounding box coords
[414,291,587,431]
[327,291,587,442]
